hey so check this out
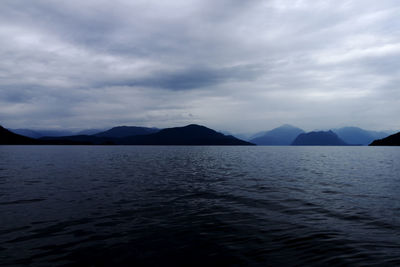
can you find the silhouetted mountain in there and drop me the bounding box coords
[118,124,254,145]
[333,127,390,145]
[10,128,104,138]
[292,130,348,146]
[370,132,400,146]
[0,126,41,144]
[250,124,304,145]
[95,126,159,138]
[40,135,115,145]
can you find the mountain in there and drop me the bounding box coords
[292,130,348,146]
[118,124,254,145]
[250,124,305,145]
[369,132,400,146]
[75,129,105,135]
[40,135,114,145]
[9,129,76,138]
[0,126,41,145]
[333,127,390,145]
[9,128,104,138]
[95,126,159,138]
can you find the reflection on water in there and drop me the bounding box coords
[0,146,400,266]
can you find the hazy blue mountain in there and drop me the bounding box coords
[76,129,105,135]
[370,132,400,146]
[40,135,114,145]
[9,128,104,138]
[9,129,76,138]
[292,130,348,146]
[118,124,254,145]
[250,124,305,145]
[95,126,159,138]
[220,130,253,141]
[333,127,390,145]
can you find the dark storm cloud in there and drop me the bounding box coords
[104,64,263,90]
[1,0,399,132]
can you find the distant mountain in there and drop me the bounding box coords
[75,129,105,135]
[9,128,104,138]
[333,127,390,145]
[292,130,348,146]
[118,124,254,145]
[0,126,41,145]
[370,132,400,146]
[40,135,114,145]
[9,129,75,138]
[250,124,305,145]
[95,126,159,138]
[36,124,252,145]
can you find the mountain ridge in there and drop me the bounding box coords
[94,126,159,138]
[369,132,400,146]
[250,125,305,145]
[118,124,253,145]
[18,124,253,146]
[333,126,390,145]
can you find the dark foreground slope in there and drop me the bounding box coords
[292,130,348,146]
[2,126,104,145]
[0,126,41,145]
[250,124,304,145]
[119,124,254,145]
[370,132,400,146]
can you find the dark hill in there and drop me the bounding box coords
[292,130,348,146]
[0,126,40,145]
[95,126,159,138]
[369,132,400,146]
[250,124,304,145]
[119,124,254,145]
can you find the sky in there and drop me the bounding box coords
[0,0,399,133]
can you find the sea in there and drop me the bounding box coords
[0,146,399,266]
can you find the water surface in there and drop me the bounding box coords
[1,146,400,266]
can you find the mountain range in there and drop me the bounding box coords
[332,127,391,146]
[1,124,253,146]
[10,128,105,138]
[2,123,398,146]
[0,126,93,145]
[246,125,393,146]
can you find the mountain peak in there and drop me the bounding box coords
[250,124,304,145]
[119,124,253,145]
[95,126,159,138]
[278,124,299,129]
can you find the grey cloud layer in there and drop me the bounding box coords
[0,0,399,132]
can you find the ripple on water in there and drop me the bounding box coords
[0,146,400,266]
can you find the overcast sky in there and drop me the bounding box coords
[1,0,399,133]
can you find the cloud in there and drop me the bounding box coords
[0,0,399,132]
